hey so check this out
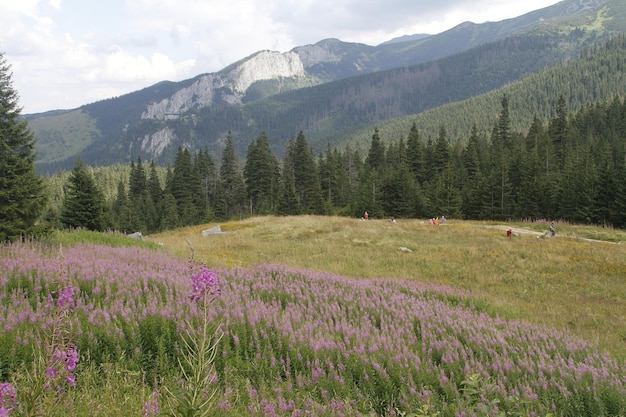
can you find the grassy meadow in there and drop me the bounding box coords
[153,216,626,359]
[1,216,625,416]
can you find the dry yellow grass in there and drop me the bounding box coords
[151,215,626,359]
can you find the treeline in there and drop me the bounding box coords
[53,92,626,233]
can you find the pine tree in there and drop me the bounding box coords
[129,158,147,197]
[381,152,421,218]
[432,125,450,175]
[190,152,209,222]
[0,52,48,241]
[549,94,569,169]
[460,125,484,219]
[160,192,180,230]
[289,132,323,214]
[219,133,246,219]
[365,128,385,171]
[406,122,426,185]
[127,158,148,232]
[171,147,198,225]
[277,138,300,216]
[194,148,216,218]
[147,161,164,231]
[483,97,515,219]
[61,158,108,231]
[244,132,280,214]
[112,180,131,232]
[496,94,512,148]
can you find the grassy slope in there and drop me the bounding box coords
[151,216,626,359]
[29,109,101,165]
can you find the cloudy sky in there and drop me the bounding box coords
[1,0,561,114]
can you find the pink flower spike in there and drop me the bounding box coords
[189,268,220,302]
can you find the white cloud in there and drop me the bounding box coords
[94,48,196,83]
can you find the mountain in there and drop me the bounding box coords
[27,0,623,173]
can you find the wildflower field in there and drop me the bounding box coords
[1,220,626,416]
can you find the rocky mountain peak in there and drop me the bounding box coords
[142,50,307,120]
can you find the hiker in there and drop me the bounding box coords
[544,222,556,237]
[364,211,369,220]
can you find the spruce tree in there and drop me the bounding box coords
[0,52,48,241]
[549,94,569,169]
[432,125,451,175]
[219,133,246,219]
[381,160,421,218]
[365,128,385,171]
[160,192,180,230]
[147,161,164,231]
[406,122,426,185]
[290,131,323,214]
[460,125,484,219]
[127,158,148,232]
[171,147,197,225]
[194,148,216,217]
[112,180,131,232]
[244,132,280,214]
[277,140,300,216]
[61,158,108,231]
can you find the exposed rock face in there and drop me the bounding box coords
[142,75,218,120]
[140,127,176,158]
[230,50,306,93]
[142,50,307,120]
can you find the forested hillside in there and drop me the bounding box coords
[47,55,626,232]
[349,34,626,148]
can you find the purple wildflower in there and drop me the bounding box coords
[142,391,159,417]
[45,366,58,379]
[57,286,75,309]
[0,382,17,413]
[65,346,79,372]
[46,346,79,388]
[189,268,220,302]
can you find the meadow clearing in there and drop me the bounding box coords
[1,216,625,416]
[154,216,626,359]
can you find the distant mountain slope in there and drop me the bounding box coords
[346,34,626,150]
[27,0,620,172]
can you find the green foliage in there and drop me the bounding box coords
[138,315,180,385]
[28,109,101,170]
[60,158,109,231]
[219,133,247,219]
[244,132,281,215]
[0,52,48,242]
[48,228,161,249]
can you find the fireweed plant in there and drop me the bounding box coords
[0,240,625,416]
[160,266,223,417]
[0,382,18,416]
[4,244,80,416]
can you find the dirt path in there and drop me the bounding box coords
[483,225,623,244]
[484,225,543,236]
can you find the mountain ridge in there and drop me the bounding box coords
[26,0,620,172]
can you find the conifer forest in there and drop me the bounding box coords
[51,92,626,234]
